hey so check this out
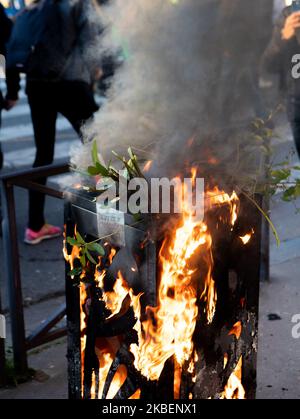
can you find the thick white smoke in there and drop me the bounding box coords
[73,1,215,166]
[73,0,273,188]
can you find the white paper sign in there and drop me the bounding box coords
[96,204,125,247]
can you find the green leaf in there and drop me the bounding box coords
[68,267,83,277]
[76,231,85,245]
[67,237,78,246]
[275,161,290,167]
[86,250,97,265]
[271,169,291,183]
[88,166,100,176]
[87,242,105,256]
[128,147,135,160]
[133,213,142,222]
[80,253,86,267]
[252,118,264,130]
[260,145,271,155]
[263,128,273,138]
[92,140,100,166]
[95,162,110,177]
[253,135,264,143]
[282,186,296,202]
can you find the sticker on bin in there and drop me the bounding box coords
[0,314,6,339]
[96,204,125,247]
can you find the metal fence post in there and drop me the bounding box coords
[0,292,5,386]
[1,181,28,374]
[260,196,270,282]
[0,162,69,376]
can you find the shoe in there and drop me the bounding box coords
[24,224,62,245]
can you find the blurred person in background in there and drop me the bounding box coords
[0,2,13,170]
[212,0,273,128]
[3,0,26,18]
[262,0,300,158]
[6,0,103,244]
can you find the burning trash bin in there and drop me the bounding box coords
[64,180,262,400]
[63,0,274,400]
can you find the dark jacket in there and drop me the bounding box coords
[0,4,13,108]
[6,0,103,100]
[262,6,300,99]
[0,4,12,56]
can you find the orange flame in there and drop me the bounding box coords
[229,321,242,340]
[130,191,217,381]
[143,160,153,173]
[174,362,182,399]
[65,185,244,399]
[106,364,128,399]
[187,136,195,148]
[63,228,81,274]
[222,355,245,399]
[100,271,130,319]
[80,283,88,397]
[208,157,218,165]
[95,337,122,399]
[91,371,96,399]
[129,389,141,399]
[108,248,117,265]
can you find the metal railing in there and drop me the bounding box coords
[0,161,69,378]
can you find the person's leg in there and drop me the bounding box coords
[288,99,300,159]
[0,90,3,171]
[290,121,300,159]
[27,82,58,232]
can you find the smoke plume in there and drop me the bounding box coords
[73,0,273,190]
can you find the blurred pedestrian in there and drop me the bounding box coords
[262,1,300,158]
[212,0,273,127]
[6,0,103,244]
[0,3,13,171]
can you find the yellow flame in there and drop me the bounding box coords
[63,235,80,275]
[65,186,242,398]
[91,371,96,399]
[222,356,245,399]
[95,337,121,399]
[101,271,129,319]
[240,229,254,245]
[106,365,128,399]
[206,187,240,227]
[130,197,217,381]
[80,283,88,397]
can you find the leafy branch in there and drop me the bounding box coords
[239,189,281,247]
[269,166,300,203]
[87,140,145,182]
[66,231,105,276]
